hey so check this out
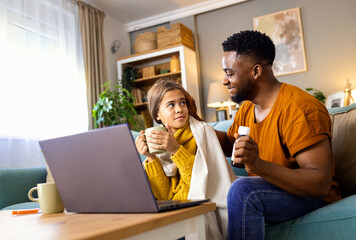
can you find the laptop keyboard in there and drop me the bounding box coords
[156,200,186,208]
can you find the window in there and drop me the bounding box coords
[0,0,88,140]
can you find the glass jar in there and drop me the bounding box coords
[170,55,180,73]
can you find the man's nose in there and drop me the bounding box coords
[222,75,230,85]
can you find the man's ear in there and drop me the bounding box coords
[252,64,262,79]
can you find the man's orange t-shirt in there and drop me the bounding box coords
[227,83,341,203]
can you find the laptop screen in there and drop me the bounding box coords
[40,124,159,213]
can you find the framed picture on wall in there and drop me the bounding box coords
[326,92,344,109]
[253,7,307,76]
[216,108,227,121]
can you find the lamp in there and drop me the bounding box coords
[344,79,355,106]
[326,79,356,109]
[111,40,121,53]
[207,82,236,121]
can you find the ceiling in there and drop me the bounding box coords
[85,0,248,32]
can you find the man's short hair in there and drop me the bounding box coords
[222,30,275,65]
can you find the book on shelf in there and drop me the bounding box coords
[132,89,146,104]
[142,110,153,128]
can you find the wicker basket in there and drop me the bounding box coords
[142,66,155,78]
[133,32,157,53]
[157,23,194,50]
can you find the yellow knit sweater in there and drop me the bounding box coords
[144,121,197,200]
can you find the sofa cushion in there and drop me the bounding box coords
[0,167,47,209]
[328,103,356,197]
[265,194,356,239]
[208,119,234,132]
[2,202,39,210]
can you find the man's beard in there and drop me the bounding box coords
[231,92,247,104]
[231,81,254,104]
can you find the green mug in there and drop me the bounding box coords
[145,126,167,154]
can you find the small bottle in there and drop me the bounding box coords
[231,126,250,168]
[170,55,180,73]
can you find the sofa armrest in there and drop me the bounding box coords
[0,167,47,209]
[328,103,356,197]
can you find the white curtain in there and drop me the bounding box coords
[0,0,88,167]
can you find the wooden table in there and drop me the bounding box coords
[0,202,216,240]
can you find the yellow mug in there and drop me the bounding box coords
[28,182,64,214]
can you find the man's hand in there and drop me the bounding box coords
[186,91,204,121]
[234,135,333,199]
[215,130,235,156]
[232,133,261,173]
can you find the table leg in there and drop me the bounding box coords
[124,214,206,240]
[186,214,206,240]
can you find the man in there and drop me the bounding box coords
[215,30,341,239]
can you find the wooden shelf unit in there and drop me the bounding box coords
[135,71,181,83]
[117,45,200,128]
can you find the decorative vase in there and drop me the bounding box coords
[170,55,180,73]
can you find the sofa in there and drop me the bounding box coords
[1,103,355,239]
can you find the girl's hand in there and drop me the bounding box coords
[164,123,180,154]
[135,130,156,161]
[146,124,180,154]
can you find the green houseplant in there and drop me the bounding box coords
[305,88,326,104]
[121,66,137,93]
[92,82,142,131]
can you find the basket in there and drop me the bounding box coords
[133,32,157,53]
[157,23,194,50]
[142,66,155,78]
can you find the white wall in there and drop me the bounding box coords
[196,0,356,122]
[100,0,356,122]
[103,16,130,84]
[83,0,131,83]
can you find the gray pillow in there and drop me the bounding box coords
[330,104,356,197]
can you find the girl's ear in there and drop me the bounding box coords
[156,112,161,121]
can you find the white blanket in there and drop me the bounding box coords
[188,117,237,240]
[156,150,177,177]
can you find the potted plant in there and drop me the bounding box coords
[121,66,137,93]
[306,88,326,104]
[92,82,142,131]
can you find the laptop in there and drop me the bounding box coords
[39,124,209,213]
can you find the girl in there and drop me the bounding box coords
[135,79,236,240]
[135,79,199,200]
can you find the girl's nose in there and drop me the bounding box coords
[175,106,182,113]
